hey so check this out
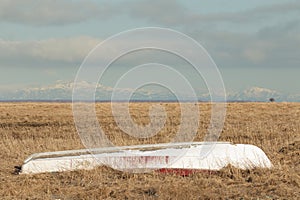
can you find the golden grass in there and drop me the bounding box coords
[0,102,299,199]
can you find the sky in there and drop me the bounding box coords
[0,0,299,99]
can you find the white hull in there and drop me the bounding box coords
[20,142,272,174]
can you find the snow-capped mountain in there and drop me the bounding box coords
[0,82,299,102]
[228,87,284,102]
[0,81,179,101]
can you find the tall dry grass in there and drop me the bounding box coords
[0,102,299,199]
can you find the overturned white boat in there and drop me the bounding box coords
[19,142,272,175]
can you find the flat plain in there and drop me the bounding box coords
[0,102,299,199]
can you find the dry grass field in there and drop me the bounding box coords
[0,102,299,199]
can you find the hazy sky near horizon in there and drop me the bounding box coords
[0,0,299,94]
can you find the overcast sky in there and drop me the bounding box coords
[0,0,299,95]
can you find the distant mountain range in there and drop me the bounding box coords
[228,87,285,102]
[0,81,299,102]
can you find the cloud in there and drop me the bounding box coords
[0,0,299,28]
[126,0,187,26]
[1,0,300,70]
[0,36,102,66]
[187,19,300,69]
[0,36,184,68]
[0,0,115,26]
[132,0,299,27]
[243,48,266,63]
[1,21,299,70]
[192,2,300,24]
